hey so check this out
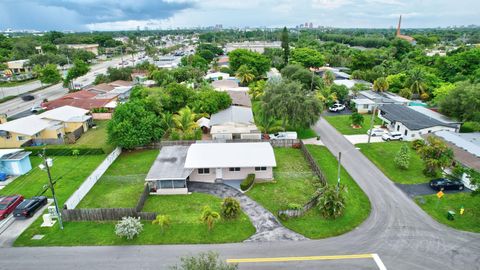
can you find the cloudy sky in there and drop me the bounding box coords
[0,0,479,31]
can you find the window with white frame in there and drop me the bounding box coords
[229,167,240,172]
[255,167,267,171]
[198,168,210,175]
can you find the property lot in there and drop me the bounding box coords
[357,141,430,184]
[247,147,370,239]
[324,114,382,135]
[78,149,159,208]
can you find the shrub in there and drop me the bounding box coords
[152,215,171,233]
[200,206,221,231]
[350,112,364,127]
[115,216,143,240]
[240,174,255,191]
[287,203,302,210]
[460,121,480,133]
[316,185,346,219]
[411,139,426,151]
[394,143,410,170]
[170,251,238,270]
[221,197,241,219]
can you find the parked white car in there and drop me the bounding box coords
[382,132,404,141]
[367,128,386,137]
[269,132,298,140]
[328,103,346,112]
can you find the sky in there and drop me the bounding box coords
[0,0,479,31]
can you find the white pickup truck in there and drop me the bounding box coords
[269,132,298,140]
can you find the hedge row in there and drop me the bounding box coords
[24,147,105,156]
[240,174,255,191]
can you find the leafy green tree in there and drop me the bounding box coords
[170,251,238,270]
[316,185,346,219]
[152,215,171,234]
[330,84,349,102]
[373,77,389,92]
[235,64,255,86]
[189,87,231,115]
[94,74,109,85]
[290,48,325,68]
[255,110,280,134]
[263,79,322,129]
[394,143,411,170]
[248,80,267,101]
[107,101,164,149]
[417,136,454,176]
[281,26,290,66]
[281,64,323,90]
[221,197,241,219]
[438,81,480,122]
[165,83,195,112]
[399,88,413,99]
[38,64,62,84]
[432,83,455,106]
[172,66,205,83]
[64,59,90,87]
[107,67,133,81]
[181,54,209,72]
[200,206,221,231]
[228,49,271,77]
[386,73,406,93]
[151,69,174,86]
[350,112,364,127]
[197,49,215,62]
[173,107,198,139]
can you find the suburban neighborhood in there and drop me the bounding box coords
[0,2,479,269]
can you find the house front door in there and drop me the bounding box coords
[215,168,223,180]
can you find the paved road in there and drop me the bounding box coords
[0,118,478,270]
[0,80,42,99]
[0,57,124,118]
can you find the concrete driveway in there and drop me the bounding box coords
[344,134,384,144]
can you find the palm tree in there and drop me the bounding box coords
[406,68,426,95]
[152,215,171,234]
[161,112,174,135]
[248,80,266,101]
[200,206,220,231]
[373,77,389,92]
[316,185,346,219]
[256,110,280,135]
[235,65,255,86]
[322,70,335,86]
[173,107,197,135]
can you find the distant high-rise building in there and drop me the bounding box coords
[136,26,140,31]
[304,22,308,28]
[309,22,313,28]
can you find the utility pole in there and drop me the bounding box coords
[337,152,342,190]
[40,150,64,230]
[367,104,378,144]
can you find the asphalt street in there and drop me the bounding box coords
[0,117,478,270]
[0,80,42,99]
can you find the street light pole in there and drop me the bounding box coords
[40,151,64,230]
[367,104,378,144]
[337,152,342,190]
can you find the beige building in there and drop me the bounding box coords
[0,106,91,148]
[65,44,99,56]
[6,59,31,73]
[209,106,261,140]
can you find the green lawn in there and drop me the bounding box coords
[415,193,480,233]
[0,78,37,87]
[0,155,106,206]
[78,150,159,208]
[15,193,255,246]
[324,114,382,135]
[252,101,317,139]
[357,142,431,184]
[247,147,370,239]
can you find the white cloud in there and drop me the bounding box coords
[311,0,352,9]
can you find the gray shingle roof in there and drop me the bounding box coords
[145,146,193,180]
[210,106,254,126]
[379,104,457,131]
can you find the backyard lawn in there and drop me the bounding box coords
[415,193,480,233]
[15,193,255,246]
[252,101,317,139]
[78,149,159,208]
[0,155,106,206]
[357,142,431,184]
[247,147,371,239]
[324,114,382,135]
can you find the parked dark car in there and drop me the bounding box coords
[429,178,465,191]
[13,196,48,218]
[21,94,35,101]
[0,195,24,219]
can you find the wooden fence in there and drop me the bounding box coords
[137,139,302,150]
[62,208,156,221]
[278,193,322,219]
[135,183,150,212]
[299,140,327,186]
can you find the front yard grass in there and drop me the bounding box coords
[324,114,382,135]
[415,193,480,233]
[77,149,159,208]
[357,142,431,184]
[15,193,255,246]
[247,147,370,239]
[0,155,106,206]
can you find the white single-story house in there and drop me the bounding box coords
[351,90,410,113]
[210,106,261,140]
[0,149,32,176]
[378,104,457,141]
[408,106,462,131]
[146,142,277,195]
[204,72,230,81]
[334,79,372,89]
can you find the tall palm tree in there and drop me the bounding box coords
[256,110,280,135]
[407,68,426,95]
[373,77,389,92]
[235,65,255,86]
[161,112,174,135]
[322,70,335,86]
[201,206,220,231]
[173,107,197,134]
